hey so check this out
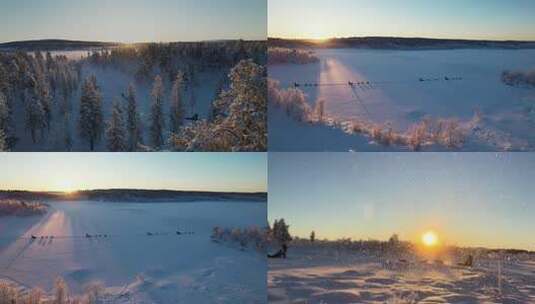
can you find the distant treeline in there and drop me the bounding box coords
[269,37,535,50]
[0,39,121,51]
[0,189,267,202]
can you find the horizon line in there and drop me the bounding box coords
[268,35,535,43]
[0,188,268,194]
[0,37,267,45]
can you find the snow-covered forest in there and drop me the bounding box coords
[0,41,266,151]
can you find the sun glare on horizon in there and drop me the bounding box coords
[57,180,76,194]
[422,230,439,247]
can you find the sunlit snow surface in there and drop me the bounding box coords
[0,201,266,303]
[269,49,535,151]
[268,244,535,303]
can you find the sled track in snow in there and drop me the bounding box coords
[286,75,466,89]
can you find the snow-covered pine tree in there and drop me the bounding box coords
[24,88,46,143]
[207,75,226,122]
[0,63,9,98]
[0,90,8,150]
[63,113,72,151]
[106,98,127,151]
[221,59,267,150]
[169,71,185,133]
[0,129,7,151]
[31,57,53,132]
[59,69,72,116]
[78,76,104,151]
[37,74,52,132]
[272,219,292,245]
[189,86,197,116]
[149,75,165,149]
[0,92,9,137]
[125,83,142,151]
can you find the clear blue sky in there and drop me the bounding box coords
[269,0,535,40]
[269,153,535,250]
[0,153,267,193]
[0,0,266,43]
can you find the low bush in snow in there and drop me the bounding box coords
[268,47,319,65]
[268,79,312,122]
[502,69,535,87]
[0,277,104,304]
[211,226,268,251]
[0,200,48,217]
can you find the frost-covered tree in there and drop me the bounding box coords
[32,56,53,131]
[24,89,46,143]
[0,92,9,137]
[149,75,165,149]
[171,60,267,151]
[208,75,226,122]
[62,114,72,151]
[125,83,142,151]
[106,99,127,151]
[78,76,104,151]
[221,59,267,150]
[189,87,197,114]
[310,231,315,243]
[169,71,185,133]
[272,218,292,245]
[0,129,7,151]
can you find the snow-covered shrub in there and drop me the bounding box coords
[281,88,312,121]
[433,118,465,148]
[406,119,430,151]
[170,120,236,151]
[502,69,535,87]
[268,47,319,65]
[0,281,44,304]
[82,282,105,304]
[268,79,312,122]
[54,277,68,304]
[0,277,108,304]
[405,117,467,150]
[314,99,326,122]
[211,226,268,251]
[0,200,48,217]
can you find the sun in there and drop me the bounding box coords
[421,230,439,247]
[57,180,76,194]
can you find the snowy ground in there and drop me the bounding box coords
[268,245,535,303]
[0,200,266,303]
[269,48,535,151]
